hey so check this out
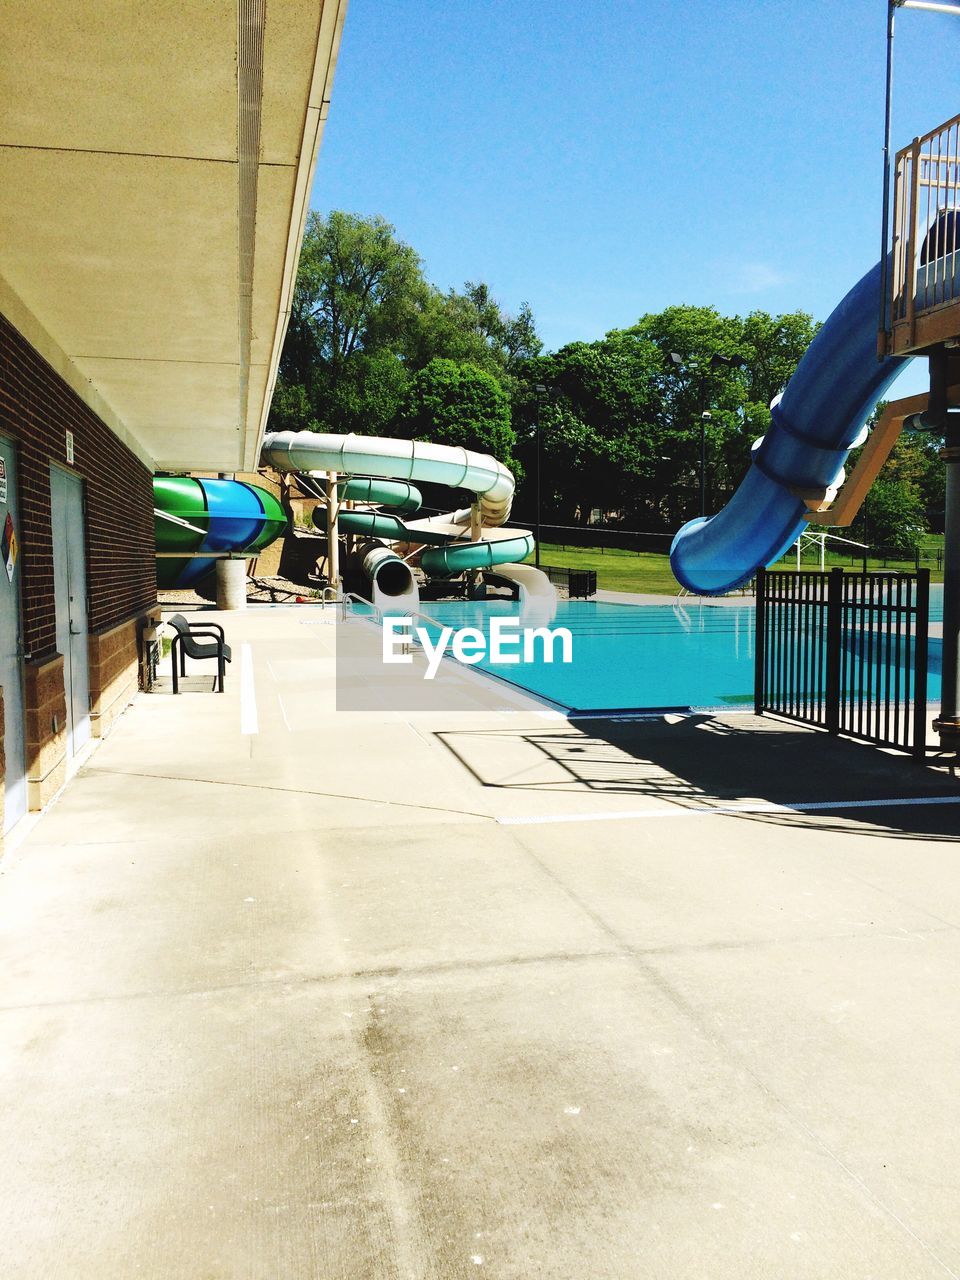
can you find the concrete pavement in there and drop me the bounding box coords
[1,605,960,1278]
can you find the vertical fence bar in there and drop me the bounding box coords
[754,568,766,715]
[905,576,915,752]
[867,574,878,741]
[802,574,811,721]
[823,573,831,726]
[826,569,842,735]
[757,569,925,756]
[893,575,903,747]
[913,569,930,760]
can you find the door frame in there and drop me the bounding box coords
[50,462,91,759]
[0,432,27,833]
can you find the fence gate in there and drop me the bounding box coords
[755,568,930,759]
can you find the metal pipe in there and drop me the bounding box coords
[901,1,960,13]
[934,345,960,747]
[938,439,960,747]
[534,384,545,567]
[326,469,340,589]
[879,1,896,343]
[700,410,711,518]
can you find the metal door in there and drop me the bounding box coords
[50,466,90,757]
[0,437,26,831]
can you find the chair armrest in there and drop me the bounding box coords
[189,621,225,641]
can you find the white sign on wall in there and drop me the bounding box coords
[66,430,75,465]
[0,457,6,504]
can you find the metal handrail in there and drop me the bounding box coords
[339,591,378,621]
[339,591,450,635]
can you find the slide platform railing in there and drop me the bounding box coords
[886,111,960,355]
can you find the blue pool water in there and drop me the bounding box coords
[407,590,947,714]
[420,599,758,712]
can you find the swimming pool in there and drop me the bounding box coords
[421,599,758,713]
[410,590,947,715]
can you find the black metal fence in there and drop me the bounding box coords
[755,568,930,759]
[541,565,597,598]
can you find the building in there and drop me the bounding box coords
[0,1,346,846]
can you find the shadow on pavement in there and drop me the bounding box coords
[436,713,960,842]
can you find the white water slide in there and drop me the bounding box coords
[261,430,556,618]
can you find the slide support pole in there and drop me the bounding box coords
[326,470,340,593]
[933,346,960,750]
[937,442,960,749]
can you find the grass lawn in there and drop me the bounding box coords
[528,535,944,597]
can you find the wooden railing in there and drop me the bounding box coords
[885,112,960,355]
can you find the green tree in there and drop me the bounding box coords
[394,358,517,469]
[836,411,941,550]
[314,350,410,438]
[623,305,818,522]
[407,282,541,388]
[853,477,926,555]
[268,212,542,446]
[511,304,821,529]
[269,211,427,436]
[287,210,426,376]
[515,335,662,521]
[268,379,319,435]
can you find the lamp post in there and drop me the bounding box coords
[670,351,748,519]
[698,410,711,518]
[533,383,546,568]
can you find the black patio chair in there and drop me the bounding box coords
[166,613,232,693]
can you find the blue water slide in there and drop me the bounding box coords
[670,258,911,594]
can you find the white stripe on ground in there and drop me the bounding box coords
[240,643,258,736]
[276,693,292,732]
[497,794,960,826]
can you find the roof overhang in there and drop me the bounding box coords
[0,0,346,473]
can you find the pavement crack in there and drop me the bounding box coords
[81,765,495,823]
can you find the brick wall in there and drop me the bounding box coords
[0,311,156,661]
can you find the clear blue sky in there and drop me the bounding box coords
[312,0,958,396]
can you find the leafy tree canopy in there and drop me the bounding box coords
[394,358,517,471]
[268,211,941,547]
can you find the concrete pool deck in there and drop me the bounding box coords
[2,604,960,1278]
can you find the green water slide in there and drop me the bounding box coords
[261,430,553,615]
[337,483,535,574]
[153,475,286,588]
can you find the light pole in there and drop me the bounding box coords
[699,410,711,518]
[533,383,546,568]
[670,351,747,519]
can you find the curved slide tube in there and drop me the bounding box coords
[154,476,286,589]
[261,430,550,611]
[262,432,515,527]
[670,258,911,594]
